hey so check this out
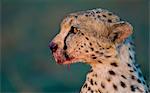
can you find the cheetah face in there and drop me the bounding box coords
[49,9,133,65]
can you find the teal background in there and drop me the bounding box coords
[1,0,149,93]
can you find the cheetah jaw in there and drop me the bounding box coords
[52,49,79,64]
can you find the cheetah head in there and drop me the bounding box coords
[49,9,133,65]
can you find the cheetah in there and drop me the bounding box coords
[49,8,149,93]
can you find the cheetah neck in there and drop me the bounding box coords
[80,37,147,93]
[91,37,136,72]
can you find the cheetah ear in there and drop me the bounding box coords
[109,21,133,43]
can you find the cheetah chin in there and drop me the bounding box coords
[51,47,79,65]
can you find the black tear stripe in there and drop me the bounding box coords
[64,52,69,59]
[63,26,76,50]
[63,36,68,50]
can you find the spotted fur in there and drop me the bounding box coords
[49,8,149,93]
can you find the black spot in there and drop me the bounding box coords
[107,78,111,82]
[147,84,149,88]
[95,82,97,85]
[88,87,91,90]
[91,54,95,56]
[81,33,84,35]
[102,14,106,17]
[85,14,88,17]
[97,15,101,18]
[89,42,92,46]
[133,68,137,72]
[98,60,102,63]
[106,47,110,49]
[97,42,101,47]
[108,19,112,23]
[85,50,89,53]
[113,84,118,90]
[91,90,93,93]
[129,47,131,50]
[131,75,135,80]
[129,70,134,72]
[98,89,102,93]
[120,81,126,88]
[89,69,93,73]
[92,57,97,59]
[94,74,97,77]
[74,15,78,18]
[100,52,104,55]
[92,15,95,18]
[81,45,83,47]
[101,82,105,88]
[96,11,101,13]
[83,83,87,88]
[127,63,131,67]
[96,51,103,54]
[121,75,127,79]
[142,80,146,85]
[90,48,94,51]
[130,42,134,45]
[129,55,133,60]
[130,85,136,92]
[85,37,89,40]
[90,79,94,85]
[110,62,118,67]
[108,70,116,75]
[108,13,112,16]
[138,72,142,77]
[135,64,140,68]
[95,51,99,53]
[105,55,111,58]
[137,79,141,83]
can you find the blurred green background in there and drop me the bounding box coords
[1,0,149,93]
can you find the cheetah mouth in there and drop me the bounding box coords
[52,49,78,65]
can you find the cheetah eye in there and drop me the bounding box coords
[69,26,79,34]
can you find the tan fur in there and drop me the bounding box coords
[50,8,149,93]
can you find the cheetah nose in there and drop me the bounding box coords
[49,42,58,52]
